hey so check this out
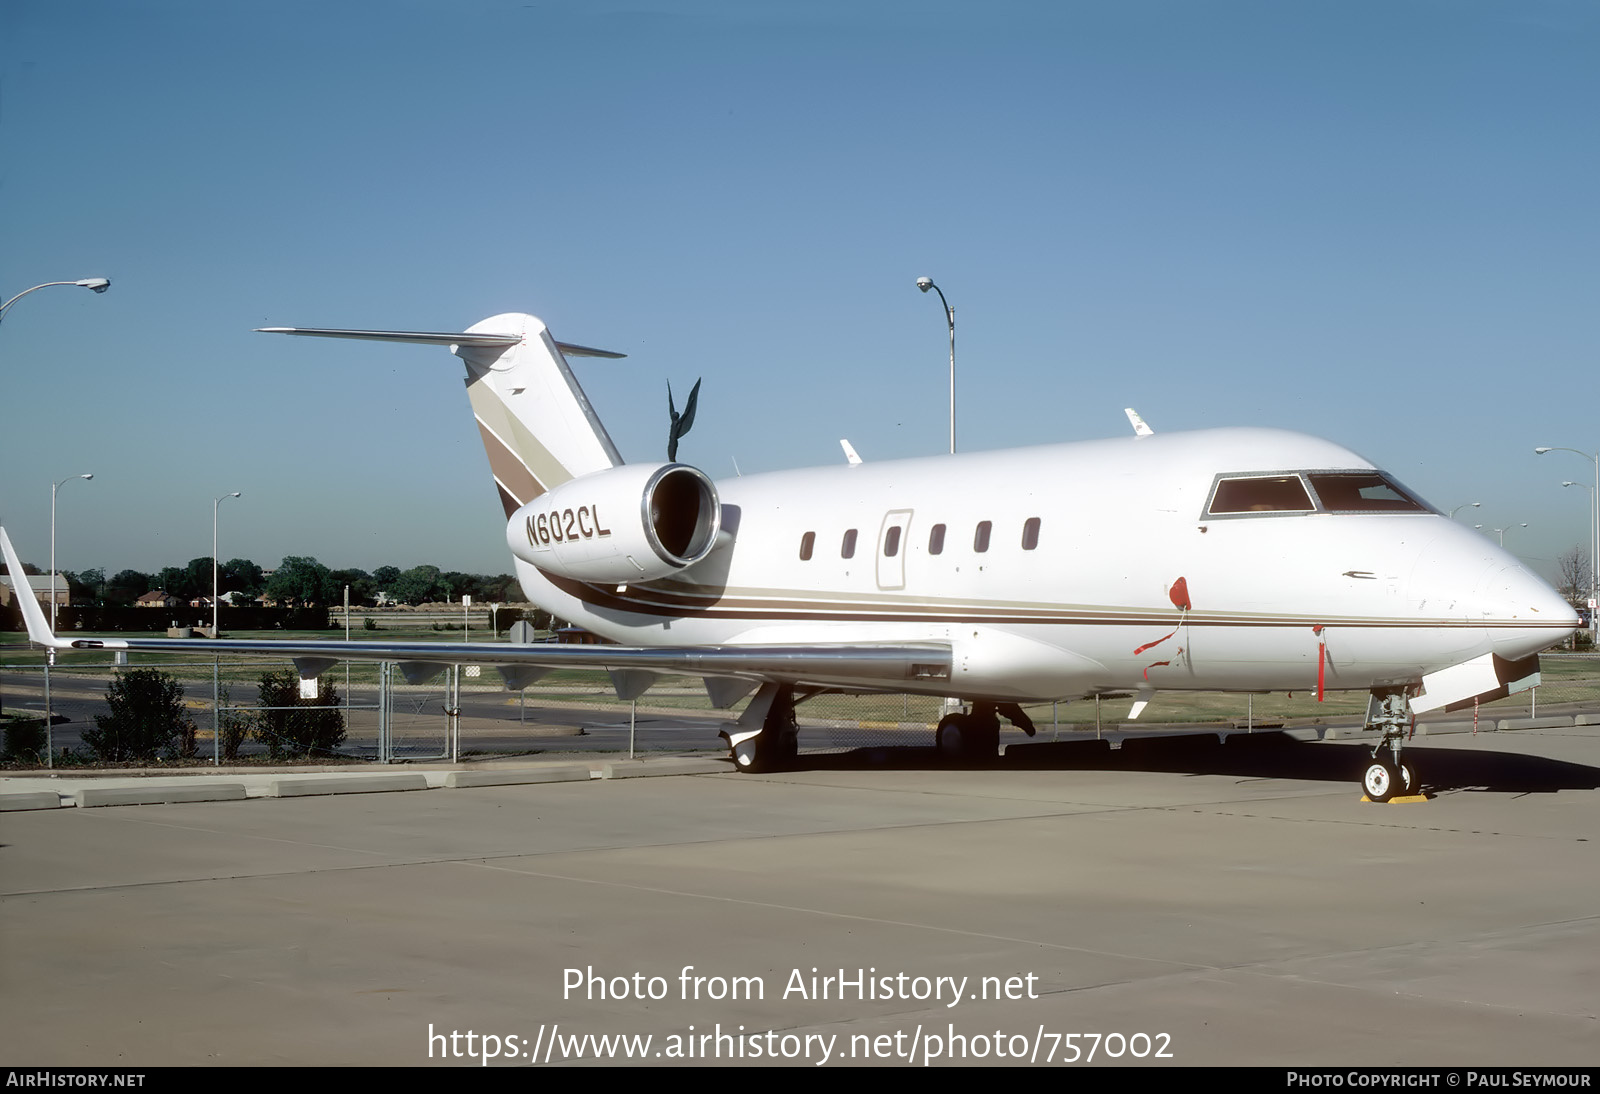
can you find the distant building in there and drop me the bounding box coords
[135,591,182,609]
[0,574,69,608]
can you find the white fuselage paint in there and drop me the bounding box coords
[508,427,1577,703]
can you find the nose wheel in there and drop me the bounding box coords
[1363,759,1399,802]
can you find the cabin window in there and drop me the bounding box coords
[974,521,992,553]
[841,529,858,558]
[1306,472,1428,513]
[1207,475,1314,515]
[799,531,815,561]
[883,526,901,557]
[1021,517,1041,550]
[928,523,946,555]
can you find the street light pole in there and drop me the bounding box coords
[46,474,93,768]
[1448,502,1481,520]
[916,277,956,454]
[50,475,93,633]
[1536,446,1600,643]
[213,493,241,640]
[0,278,111,324]
[1,279,109,761]
[212,493,241,765]
[1562,481,1597,641]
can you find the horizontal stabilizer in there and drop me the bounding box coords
[256,327,626,358]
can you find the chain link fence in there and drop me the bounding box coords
[3,651,1598,766]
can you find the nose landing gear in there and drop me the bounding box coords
[1362,690,1420,802]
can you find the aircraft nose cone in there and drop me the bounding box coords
[1476,561,1581,658]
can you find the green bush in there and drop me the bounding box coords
[82,669,195,762]
[3,717,48,763]
[216,687,254,763]
[253,670,346,759]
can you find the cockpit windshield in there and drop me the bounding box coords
[1204,471,1430,518]
[1305,472,1427,512]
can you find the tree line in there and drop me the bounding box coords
[2,555,525,608]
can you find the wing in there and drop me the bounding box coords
[1,528,948,703]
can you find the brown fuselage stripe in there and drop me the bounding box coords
[538,572,1569,630]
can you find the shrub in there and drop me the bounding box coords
[3,717,48,763]
[216,687,254,763]
[253,670,346,759]
[82,669,195,762]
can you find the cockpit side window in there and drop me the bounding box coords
[1306,472,1428,513]
[1206,475,1314,516]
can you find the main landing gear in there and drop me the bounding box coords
[935,701,1036,762]
[726,683,800,773]
[1361,690,1420,802]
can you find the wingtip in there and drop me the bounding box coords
[0,526,68,649]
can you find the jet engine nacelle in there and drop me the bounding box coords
[507,463,721,583]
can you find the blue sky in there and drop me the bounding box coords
[1,0,1595,580]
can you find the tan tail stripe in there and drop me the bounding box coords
[466,382,579,494]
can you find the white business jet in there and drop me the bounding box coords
[1,312,1579,799]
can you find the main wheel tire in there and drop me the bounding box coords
[1396,760,1418,796]
[1363,759,1398,802]
[936,714,968,761]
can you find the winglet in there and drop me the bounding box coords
[0,528,70,649]
[1125,408,1154,437]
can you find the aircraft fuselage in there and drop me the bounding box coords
[509,426,1576,703]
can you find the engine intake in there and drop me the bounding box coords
[508,463,721,583]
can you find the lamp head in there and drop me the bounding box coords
[1535,447,1552,454]
[916,277,933,293]
[75,278,110,294]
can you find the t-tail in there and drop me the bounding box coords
[258,314,626,517]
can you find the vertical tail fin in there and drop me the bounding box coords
[258,313,626,517]
[457,314,623,516]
